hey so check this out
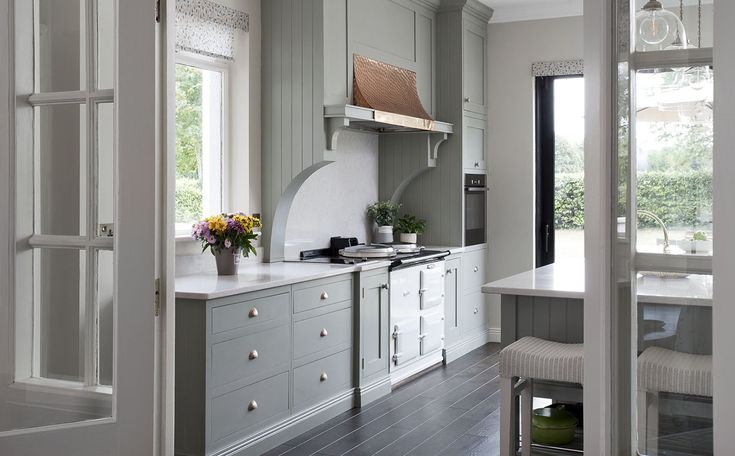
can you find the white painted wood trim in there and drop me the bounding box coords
[712,0,735,453]
[583,0,614,454]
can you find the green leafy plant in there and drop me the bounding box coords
[395,214,427,235]
[366,201,401,227]
[692,231,708,241]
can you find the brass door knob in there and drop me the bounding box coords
[248,400,258,411]
[248,350,258,360]
[320,291,329,300]
[320,328,328,337]
[320,372,328,382]
[248,307,259,318]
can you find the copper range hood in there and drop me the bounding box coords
[323,55,453,135]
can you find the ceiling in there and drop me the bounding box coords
[480,0,713,24]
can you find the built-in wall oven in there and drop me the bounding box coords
[465,174,487,246]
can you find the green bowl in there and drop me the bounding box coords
[532,407,578,445]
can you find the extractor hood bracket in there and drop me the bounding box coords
[326,117,350,152]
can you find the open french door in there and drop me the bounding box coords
[0,0,159,454]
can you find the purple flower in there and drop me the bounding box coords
[225,239,232,248]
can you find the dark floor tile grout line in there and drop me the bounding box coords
[278,350,501,456]
[370,376,501,456]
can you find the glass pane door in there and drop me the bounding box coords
[616,1,715,454]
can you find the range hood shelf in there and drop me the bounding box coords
[325,104,453,151]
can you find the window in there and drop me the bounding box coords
[535,75,585,266]
[175,57,227,234]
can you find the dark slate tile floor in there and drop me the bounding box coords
[263,343,502,456]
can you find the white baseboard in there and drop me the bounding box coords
[488,327,501,343]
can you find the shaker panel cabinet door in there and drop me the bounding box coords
[462,22,487,115]
[361,272,390,379]
[463,116,487,171]
[444,258,462,347]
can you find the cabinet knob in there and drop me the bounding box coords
[446,269,452,275]
[380,283,390,290]
[473,308,479,314]
[248,307,259,318]
[320,291,329,300]
[320,328,329,337]
[320,372,329,382]
[464,97,471,103]
[474,162,479,168]
[473,266,479,273]
[247,400,258,411]
[248,350,258,360]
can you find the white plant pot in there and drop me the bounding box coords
[399,233,417,244]
[374,225,394,244]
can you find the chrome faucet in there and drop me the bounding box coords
[637,210,670,253]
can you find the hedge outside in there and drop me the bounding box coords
[554,171,712,230]
[176,177,203,224]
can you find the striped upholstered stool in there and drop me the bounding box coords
[637,346,712,456]
[500,337,583,456]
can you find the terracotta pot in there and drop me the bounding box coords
[214,247,241,275]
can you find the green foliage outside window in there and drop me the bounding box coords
[175,64,204,224]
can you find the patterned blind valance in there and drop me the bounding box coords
[531,59,584,77]
[176,0,249,61]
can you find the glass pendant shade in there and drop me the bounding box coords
[635,0,688,51]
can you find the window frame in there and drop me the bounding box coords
[174,51,230,238]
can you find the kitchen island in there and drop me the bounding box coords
[482,260,713,350]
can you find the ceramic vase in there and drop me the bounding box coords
[399,232,417,244]
[374,225,394,244]
[214,247,241,275]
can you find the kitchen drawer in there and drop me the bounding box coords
[210,371,289,443]
[293,277,353,314]
[293,307,352,360]
[293,349,352,409]
[210,323,290,388]
[461,290,487,335]
[211,291,290,335]
[463,248,487,291]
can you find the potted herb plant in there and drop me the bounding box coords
[366,201,401,243]
[395,214,426,244]
[192,212,262,275]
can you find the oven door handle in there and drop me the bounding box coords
[464,187,489,192]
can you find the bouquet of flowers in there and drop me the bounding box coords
[192,212,262,257]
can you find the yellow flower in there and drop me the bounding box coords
[206,215,227,234]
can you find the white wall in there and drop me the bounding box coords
[486,16,583,324]
[284,131,380,260]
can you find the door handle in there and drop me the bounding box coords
[544,224,551,253]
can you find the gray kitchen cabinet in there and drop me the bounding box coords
[354,268,392,407]
[175,275,358,456]
[463,114,487,171]
[444,257,462,347]
[462,18,488,115]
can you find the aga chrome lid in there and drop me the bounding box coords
[339,244,396,258]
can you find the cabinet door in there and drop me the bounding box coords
[361,272,390,379]
[463,115,487,171]
[461,290,488,335]
[463,20,487,115]
[444,258,462,347]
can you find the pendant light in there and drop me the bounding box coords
[636,0,687,51]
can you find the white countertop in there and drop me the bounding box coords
[482,261,713,306]
[175,260,391,300]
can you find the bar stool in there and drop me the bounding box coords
[500,337,584,456]
[637,346,712,456]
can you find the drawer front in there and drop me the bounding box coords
[211,292,290,335]
[463,248,487,291]
[462,290,487,335]
[293,307,352,360]
[210,372,289,442]
[211,324,290,388]
[293,349,352,409]
[293,278,352,314]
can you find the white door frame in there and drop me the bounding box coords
[584,0,735,454]
[712,1,735,454]
[0,0,159,454]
